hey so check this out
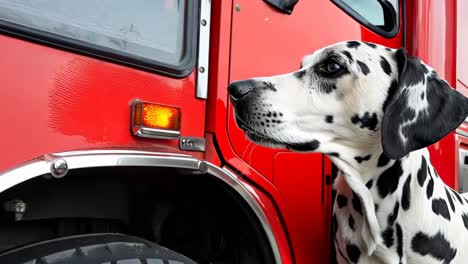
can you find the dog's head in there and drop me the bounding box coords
[228,41,468,159]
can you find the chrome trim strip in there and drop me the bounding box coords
[216,167,282,264]
[52,150,190,157]
[132,126,180,139]
[196,0,212,99]
[456,129,468,138]
[0,150,282,263]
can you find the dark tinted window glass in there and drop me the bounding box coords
[0,0,196,75]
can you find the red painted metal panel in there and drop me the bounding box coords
[273,153,329,263]
[0,35,205,172]
[457,0,468,97]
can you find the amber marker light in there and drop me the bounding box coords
[131,100,181,139]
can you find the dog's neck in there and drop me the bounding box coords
[329,141,432,257]
[326,138,393,181]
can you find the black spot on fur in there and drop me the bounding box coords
[432,198,451,221]
[337,194,348,208]
[286,140,320,152]
[396,224,403,261]
[294,70,307,79]
[348,215,355,231]
[352,192,363,215]
[382,80,398,112]
[351,112,378,131]
[426,176,434,199]
[411,232,457,264]
[346,41,361,49]
[402,175,411,210]
[375,203,379,212]
[417,157,428,186]
[356,60,370,75]
[346,244,361,263]
[450,188,464,204]
[380,56,392,75]
[365,179,373,189]
[445,187,455,212]
[377,153,391,167]
[365,42,377,48]
[328,152,340,157]
[385,47,392,51]
[382,227,394,247]
[325,115,334,123]
[388,201,399,226]
[342,50,354,62]
[354,154,371,163]
[462,213,468,231]
[377,160,403,199]
[421,92,425,100]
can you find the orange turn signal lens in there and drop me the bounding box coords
[131,101,181,139]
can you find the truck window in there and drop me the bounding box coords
[331,0,399,38]
[0,0,198,77]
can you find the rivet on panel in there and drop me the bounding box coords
[50,158,68,178]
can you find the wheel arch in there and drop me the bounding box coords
[0,149,283,263]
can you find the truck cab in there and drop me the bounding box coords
[0,0,463,263]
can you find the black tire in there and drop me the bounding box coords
[0,233,197,264]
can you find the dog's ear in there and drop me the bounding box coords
[382,48,468,159]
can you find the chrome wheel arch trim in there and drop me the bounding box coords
[0,149,282,263]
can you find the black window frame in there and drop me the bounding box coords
[331,0,399,38]
[0,1,200,78]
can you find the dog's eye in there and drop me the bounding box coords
[315,58,348,78]
[325,62,342,73]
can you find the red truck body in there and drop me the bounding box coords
[0,0,464,263]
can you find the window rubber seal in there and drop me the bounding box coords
[330,0,399,39]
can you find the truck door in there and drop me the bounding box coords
[227,1,403,262]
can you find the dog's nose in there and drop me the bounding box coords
[228,80,256,103]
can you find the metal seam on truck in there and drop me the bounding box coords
[0,149,282,264]
[196,0,212,99]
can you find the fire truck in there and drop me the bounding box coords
[0,0,465,263]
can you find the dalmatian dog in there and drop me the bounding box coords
[228,41,468,264]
